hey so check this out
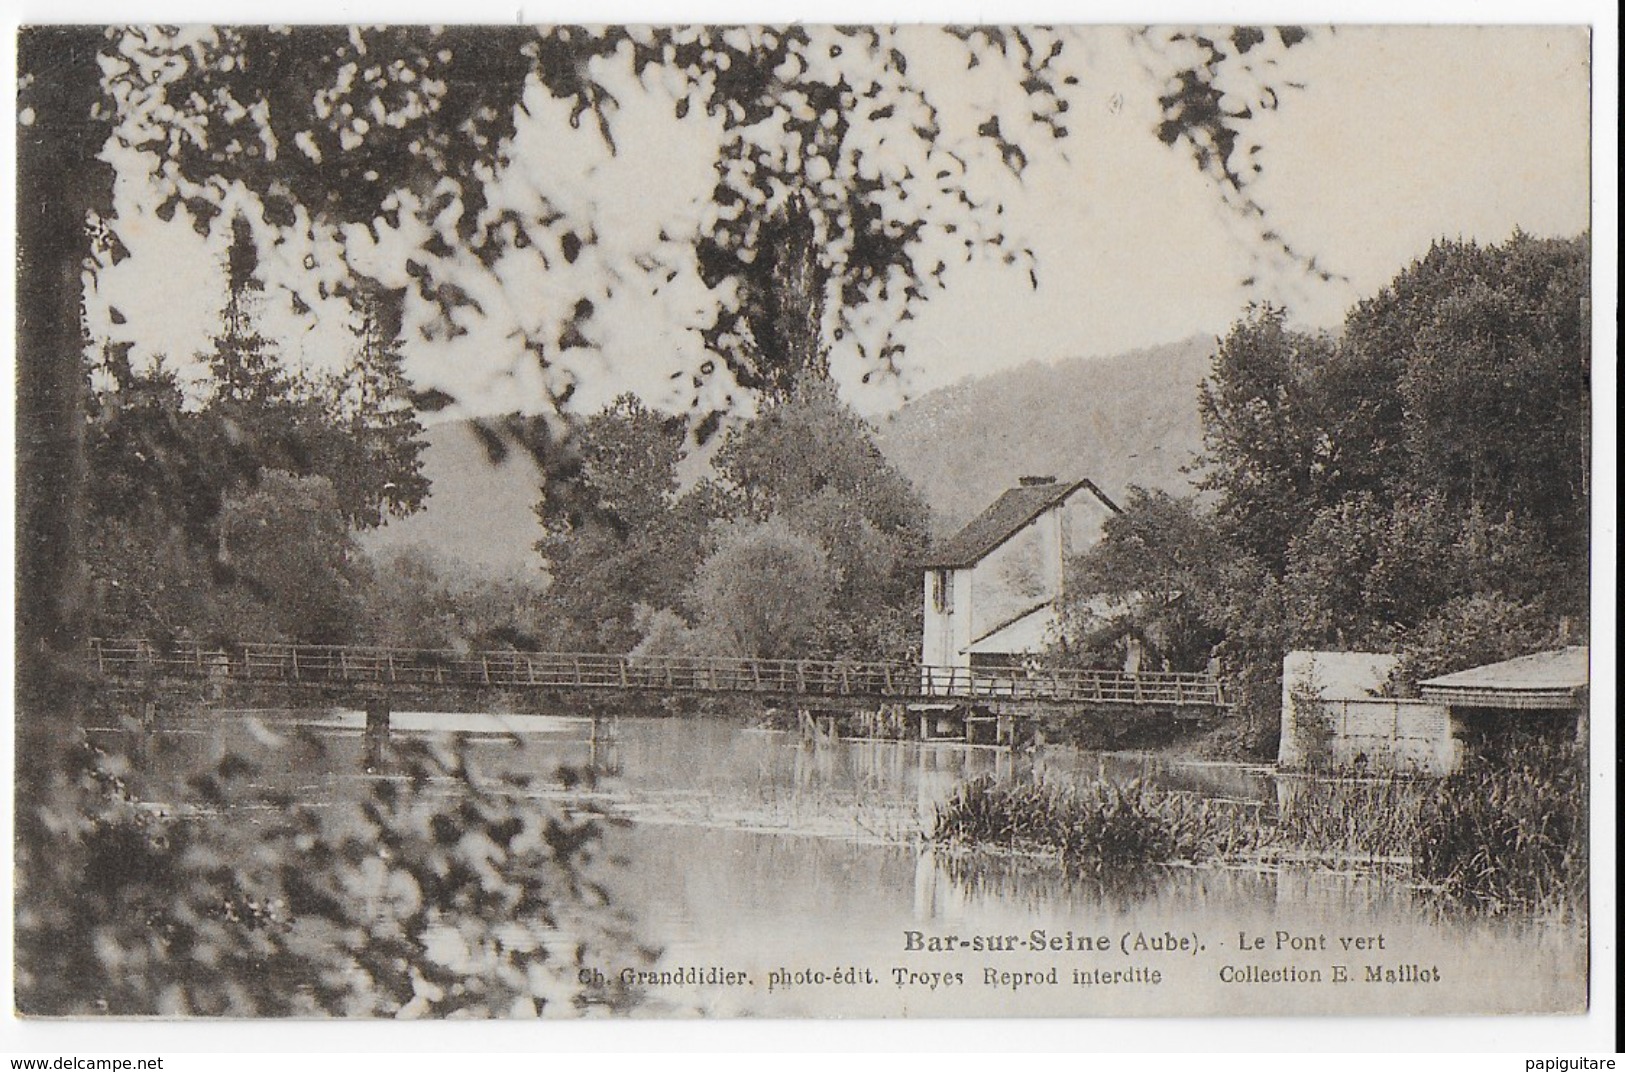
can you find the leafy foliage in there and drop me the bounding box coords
[359,546,557,653]
[537,379,929,661]
[1207,235,1591,585]
[1388,235,1591,561]
[216,471,367,645]
[19,24,1324,670]
[711,379,929,658]
[333,283,434,529]
[90,26,1058,429]
[1055,487,1228,672]
[1283,492,1568,652]
[1195,303,1338,571]
[1385,594,1566,697]
[66,25,1327,450]
[81,228,429,645]
[1194,234,1587,727]
[1052,233,1589,748]
[535,395,715,651]
[1137,27,1323,280]
[363,547,467,650]
[203,217,429,530]
[16,731,646,1016]
[16,22,1334,1018]
[1051,486,1287,745]
[689,516,833,660]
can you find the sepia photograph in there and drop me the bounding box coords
[8,14,1610,1042]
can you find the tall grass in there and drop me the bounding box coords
[1412,737,1586,915]
[931,776,1268,872]
[1273,775,1423,862]
[934,737,1586,917]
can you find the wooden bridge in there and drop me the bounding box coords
[89,638,1230,711]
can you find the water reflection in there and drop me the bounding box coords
[88,707,1523,875]
[96,706,1586,1017]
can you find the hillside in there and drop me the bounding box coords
[873,335,1216,534]
[360,334,1218,571]
[359,420,546,574]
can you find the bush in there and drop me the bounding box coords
[1387,593,1565,698]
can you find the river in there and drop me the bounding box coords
[100,705,1587,1018]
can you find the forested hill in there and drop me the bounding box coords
[873,335,1216,535]
[360,420,545,573]
[362,334,1217,569]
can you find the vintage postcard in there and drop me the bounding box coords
[11,21,1602,1031]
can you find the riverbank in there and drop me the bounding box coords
[931,736,1587,918]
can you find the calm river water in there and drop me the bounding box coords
[104,706,1586,1018]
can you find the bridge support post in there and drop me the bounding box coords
[364,695,391,770]
[588,709,619,773]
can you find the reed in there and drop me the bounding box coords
[1412,737,1585,914]
[934,739,1586,918]
[931,775,1268,872]
[1271,775,1424,862]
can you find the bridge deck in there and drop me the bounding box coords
[88,639,1230,709]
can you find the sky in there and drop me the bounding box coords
[901,26,1591,393]
[85,24,1592,422]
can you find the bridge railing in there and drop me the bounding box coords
[915,664,1223,706]
[87,639,1227,707]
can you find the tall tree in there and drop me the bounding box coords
[711,378,929,657]
[14,24,1329,1010]
[536,395,709,650]
[1195,304,1337,571]
[331,283,431,528]
[1189,232,1590,730]
[209,215,290,406]
[1056,488,1229,672]
[16,28,112,743]
[215,471,366,645]
[1391,234,1590,562]
[202,218,429,529]
[82,347,224,641]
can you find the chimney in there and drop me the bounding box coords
[1019,475,1057,486]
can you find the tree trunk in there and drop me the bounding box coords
[16,27,115,778]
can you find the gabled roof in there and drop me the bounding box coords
[1418,646,1589,711]
[921,478,1119,570]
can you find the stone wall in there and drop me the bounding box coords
[1318,697,1458,774]
[1279,649,1458,773]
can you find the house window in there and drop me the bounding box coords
[932,569,954,613]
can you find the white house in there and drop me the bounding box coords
[920,476,1120,672]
